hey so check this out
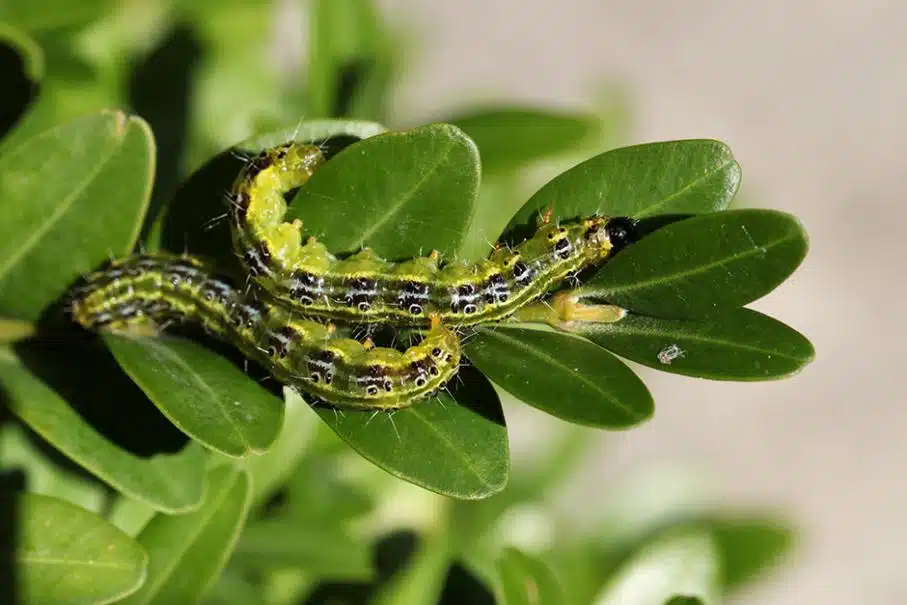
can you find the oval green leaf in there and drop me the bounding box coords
[17,493,147,605]
[119,464,251,605]
[316,370,509,500]
[0,347,207,513]
[0,423,105,514]
[103,333,284,458]
[575,308,814,381]
[496,548,564,605]
[466,327,653,429]
[447,106,601,175]
[289,123,481,258]
[236,119,388,153]
[233,517,373,580]
[581,209,809,318]
[595,528,719,605]
[508,139,740,228]
[0,110,154,321]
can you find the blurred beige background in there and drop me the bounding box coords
[373,1,907,603]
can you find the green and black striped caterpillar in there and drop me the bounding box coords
[229,142,637,327]
[69,137,637,410]
[70,254,460,410]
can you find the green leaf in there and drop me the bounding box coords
[103,333,284,458]
[243,388,320,507]
[0,346,207,513]
[595,528,720,605]
[0,23,44,81]
[0,110,154,321]
[495,548,564,605]
[236,119,388,154]
[119,464,252,605]
[710,516,795,593]
[305,0,387,118]
[576,308,814,381]
[447,106,601,175]
[316,370,509,500]
[0,423,105,514]
[0,0,114,33]
[289,123,481,258]
[508,139,740,227]
[16,493,147,605]
[581,209,809,318]
[466,327,653,429]
[106,496,156,538]
[232,517,373,580]
[0,317,35,343]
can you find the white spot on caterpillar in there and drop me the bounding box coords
[657,344,685,365]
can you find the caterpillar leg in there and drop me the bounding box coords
[512,291,626,329]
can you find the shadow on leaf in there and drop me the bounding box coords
[0,39,39,143]
[129,22,204,242]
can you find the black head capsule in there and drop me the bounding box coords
[605,217,639,252]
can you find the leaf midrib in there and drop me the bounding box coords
[17,555,139,570]
[591,321,809,362]
[588,227,797,298]
[0,129,125,284]
[140,339,255,455]
[637,157,737,218]
[481,328,644,421]
[346,139,457,247]
[407,403,502,492]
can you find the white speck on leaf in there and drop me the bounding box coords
[657,344,685,365]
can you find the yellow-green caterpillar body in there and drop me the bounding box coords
[228,143,638,327]
[70,254,460,410]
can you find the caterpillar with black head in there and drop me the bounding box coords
[228,142,638,327]
[69,254,461,410]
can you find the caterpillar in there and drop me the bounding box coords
[68,254,461,410]
[228,142,638,327]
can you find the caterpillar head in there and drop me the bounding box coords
[273,143,325,177]
[583,216,638,259]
